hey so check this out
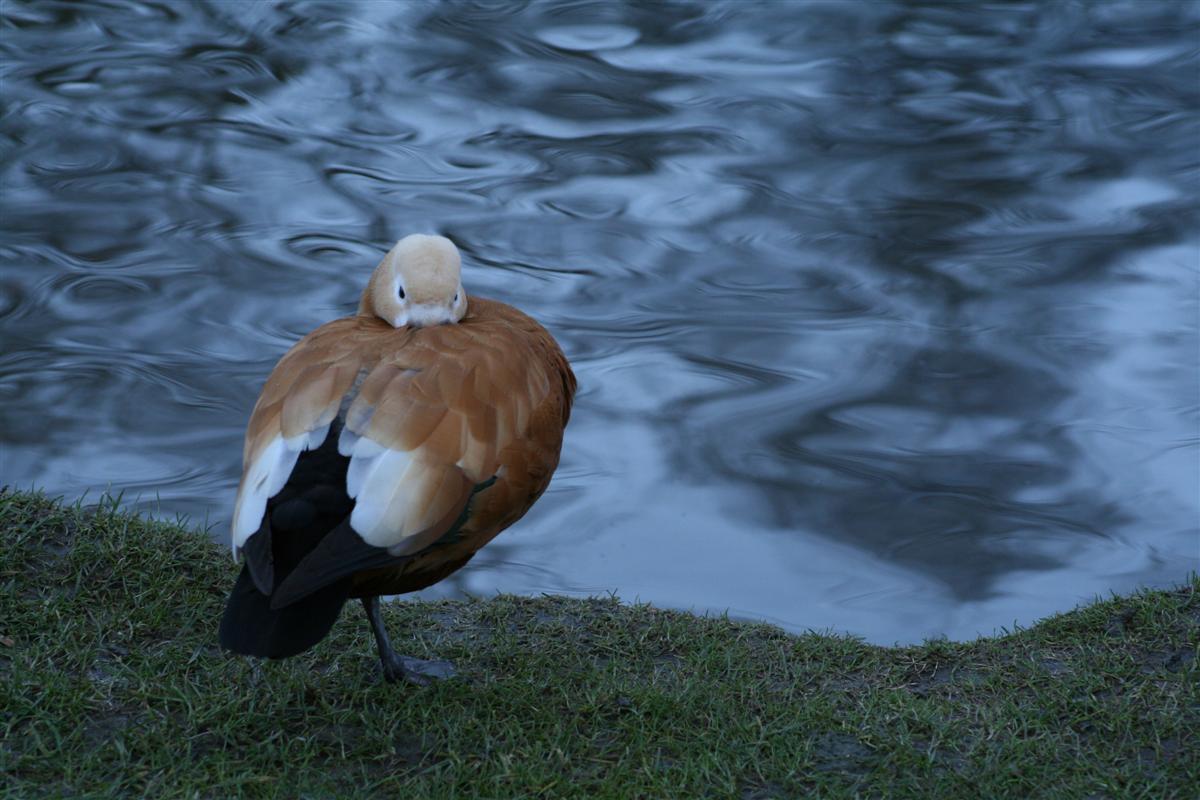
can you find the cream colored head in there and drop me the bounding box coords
[359,234,468,327]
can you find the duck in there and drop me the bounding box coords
[218,234,576,684]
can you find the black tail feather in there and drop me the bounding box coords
[270,518,404,610]
[219,423,357,659]
[218,563,352,659]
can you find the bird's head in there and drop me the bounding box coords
[359,234,468,328]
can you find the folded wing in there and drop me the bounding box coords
[231,315,556,561]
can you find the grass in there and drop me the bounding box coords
[0,489,1196,799]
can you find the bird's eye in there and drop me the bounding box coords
[398,287,406,300]
[454,292,459,303]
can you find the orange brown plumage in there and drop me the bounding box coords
[218,235,575,683]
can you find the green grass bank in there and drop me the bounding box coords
[1,489,1196,798]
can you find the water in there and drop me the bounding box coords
[2,0,1197,644]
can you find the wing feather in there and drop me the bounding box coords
[232,304,566,560]
[280,364,335,438]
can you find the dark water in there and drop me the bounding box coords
[2,0,1198,643]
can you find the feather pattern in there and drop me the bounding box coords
[231,297,576,579]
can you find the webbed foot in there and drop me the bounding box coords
[362,596,456,686]
[380,653,457,685]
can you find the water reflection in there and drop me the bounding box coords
[1,0,1196,643]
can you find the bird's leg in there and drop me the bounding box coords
[360,596,456,685]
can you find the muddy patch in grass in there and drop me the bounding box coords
[81,711,139,751]
[741,780,790,800]
[907,665,983,696]
[810,732,873,773]
[1138,647,1195,674]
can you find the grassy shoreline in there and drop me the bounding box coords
[1,489,1196,798]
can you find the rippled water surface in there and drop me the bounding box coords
[3,0,1198,643]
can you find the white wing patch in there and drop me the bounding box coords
[349,448,417,547]
[231,361,492,560]
[230,423,329,553]
[344,431,388,498]
[232,412,461,559]
[343,424,457,555]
